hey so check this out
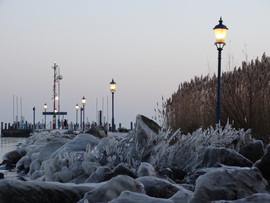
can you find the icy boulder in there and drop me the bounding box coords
[189,167,268,203]
[0,179,95,203]
[2,148,27,169]
[254,144,270,180]
[212,193,270,203]
[78,175,145,203]
[134,114,161,148]
[40,134,99,182]
[137,176,193,199]
[110,189,193,203]
[199,146,253,168]
[239,140,264,163]
[85,125,107,139]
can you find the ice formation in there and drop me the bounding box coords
[0,114,269,203]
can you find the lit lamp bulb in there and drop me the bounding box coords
[110,79,116,92]
[82,96,86,105]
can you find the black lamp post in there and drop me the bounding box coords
[82,96,86,131]
[110,79,116,132]
[80,107,83,131]
[213,17,228,124]
[44,103,47,129]
[75,104,79,130]
[33,107,36,129]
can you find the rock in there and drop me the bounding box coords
[134,115,161,148]
[254,144,270,180]
[78,175,145,203]
[200,146,253,168]
[109,190,173,203]
[239,140,264,163]
[103,163,137,181]
[50,134,99,158]
[0,179,95,203]
[37,138,70,162]
[110,189,193,203]
[137,176,193,198]
[182,168,213,185]
[85,166,112,183]
[212,193,270,203]
[2,149,27,168]
[189,167,268,203]
[85,126,107,139]
[137,162,157,177]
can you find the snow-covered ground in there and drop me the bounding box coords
[1,114,270,203]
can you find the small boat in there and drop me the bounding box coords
[1,129,32,137]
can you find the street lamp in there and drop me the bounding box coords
[213,17,228,124]
[82,96,86,131]
[75,104,79,130]
[110,79,116,132]
[44,103,47,129]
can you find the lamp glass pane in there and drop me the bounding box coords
[214,28,227,43]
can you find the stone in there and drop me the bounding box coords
[103,163,137,181]
[212,193,270,203]
[200,146,253,168]
[0,179,95,203]
[134,115,161,148]
[85,126,107,139]
[137,162,157,177]
[239,140,264,163]
[137,176,193,198]
[78,175,145,203]
[254,144,270,180]
[189,167,268,203]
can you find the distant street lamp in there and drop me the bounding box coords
[110,79,116,132]
[82,96,86,131]
[44,103,47,129]
[75,104,79,130]
[213,17,228,124]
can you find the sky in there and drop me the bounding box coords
[0,0,270,129]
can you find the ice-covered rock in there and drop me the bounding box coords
[2,148,27,169]
[189,167,268,203]
[85,125,107,139]
[254,144,270,180]
[85,166,112,183]
[137,176,193,198]
[109,189,193,203]
[212,193,270,203]
[199,146,253,168]
[137,162,157,177]
[0,179,97,203]
[78,175,145,203]
[239,140,265,163]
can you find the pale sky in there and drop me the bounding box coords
[0,0,270,128]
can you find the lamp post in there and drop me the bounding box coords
[213,17,228,124]
[110,79,116,132]
[75,104,79,130]
[82,96,86,131]
[33,107,35,129]
[80,107,83,131]
[44,103,47,129]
